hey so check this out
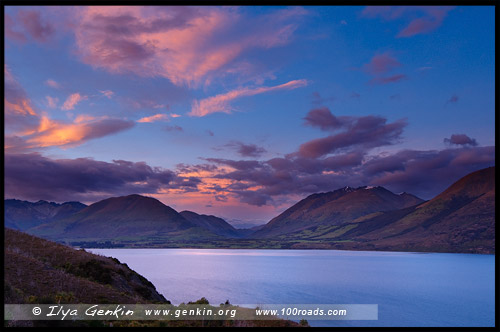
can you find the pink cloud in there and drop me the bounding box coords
[5,67,134,151]
[45,96,59,108]
[361,53,406,85]
[71,6,307,87]
[190,79,309,117]
[5,14,27,42]
[17,10,54,42]
[24,115,134,149]
[361,6,455,38]
[137,113,170,123]
[363,52,401,75]
[61,93,87,111]
[45,79,60,89]
[398,7,454,38]
[100,90,114,99]
[5,65,39,135]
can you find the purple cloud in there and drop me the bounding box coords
[5,14,27,42]
[363,52,401,75]
[444,134,478,147]
[398,7,454,38]
[164,125,183,132]
[361,53,407,85]
[303,107,353,131]
[299,111,407,158]
[364,146,494,198]
[202,145,494,206]
[446,94,459,105]
[18,10,54,42]
[222,141,267,158]
[361,6,455,38]
[369,74,407,85]
[5,153,200,203]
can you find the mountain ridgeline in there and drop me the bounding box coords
[14,194,242,246]
[4,167,495,253]
[5,199,87,231]
[252,186,424,238]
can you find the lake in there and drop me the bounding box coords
[88,248,495,327]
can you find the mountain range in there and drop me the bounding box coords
[252,186,424,238]
[4,166,495,253]
[5,199,87,230]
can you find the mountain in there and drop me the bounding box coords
[6,167,494,253]
[259,167,494,254]
[26,194,222,243]
[349,166,495,253]
[225,218,268,229]
[4,199,87,230]
[179,211,241,238]
[252,186,424,238]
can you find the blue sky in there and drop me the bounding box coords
[4,6,495,223]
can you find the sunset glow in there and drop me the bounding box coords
[4,6,495,225]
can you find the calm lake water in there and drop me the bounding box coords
[89,248,495,327]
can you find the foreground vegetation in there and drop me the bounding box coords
[4,228,307,327]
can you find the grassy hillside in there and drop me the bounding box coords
[25,195,235,244]
[5,228,168,305]
[253,186,424,238]
[4,228,307,328]
[180,211,242,238]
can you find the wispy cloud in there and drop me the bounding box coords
[61,93,87,111]
[190,79,309,117]
[363,52,401,75]
[5,10,55,43]
[5,65,39,135]
[362,52,407,85]
[137,113,180,123]
[445,94,459,106]
[361,6,455,38]
[45,96,59,108]
[25,115,134,149]
[70,6,308,87]
[223,141,267,158]
[369,74,407,85]
[45,79,60,89]
[164,125,183,132]
[100,90,114,99]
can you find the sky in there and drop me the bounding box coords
[4,6,495,225]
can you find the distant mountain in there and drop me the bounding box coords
[252,186,424,238]
[225,218,268,230]
[7,167,494,253]
[259,167,494,254]
[27,194,220,242]
[5,199,87,230]
[349,166,495,253]
[179,211,241,238]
